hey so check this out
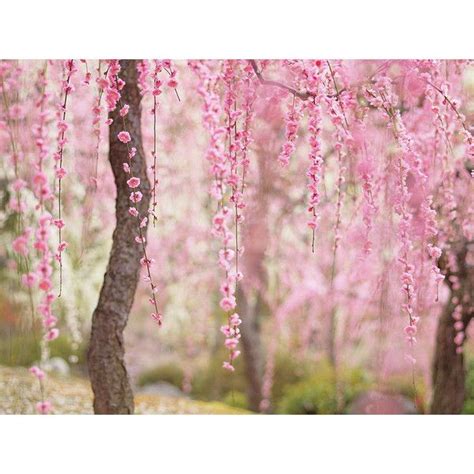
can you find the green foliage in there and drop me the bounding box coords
[190,349,313,409]
[136,352,370,414]
[137,362,185,388]
[191,348,247,401]
[463,358,474,414]
[276,362,369,414]
[270,351,315,403]
[0,332,86,368]
[222,391,248,410]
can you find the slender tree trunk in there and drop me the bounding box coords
[236,150,270,412]
[87,60,150,414]
[326,310,337,367]
[237,287,264,411]
[431,241,473,414]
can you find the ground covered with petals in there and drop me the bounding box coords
[0,366,249,414]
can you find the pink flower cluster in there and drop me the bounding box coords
[278,98,303,167]
[192,60,257,370]
[220,313,242,371]
[305,96,324,249]
[358,153,377,255]
[53,60,77,296]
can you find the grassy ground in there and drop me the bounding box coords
[0,366,249,414]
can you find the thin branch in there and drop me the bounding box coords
[425,79,472,135]
[249,60,314,101]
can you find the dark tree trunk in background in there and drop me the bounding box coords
[237,287,264,412]
[431,241,474,414]
[236,151,273,412]
[87,60,150,414]
[431,301,467,413]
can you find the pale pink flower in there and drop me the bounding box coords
[22,272,37,288]
[29,366,45,380]
[151,312,163,326]
[220,296,236,312]
[119,104,129,117]
[36,401,52,414]
[129,191,143,203]
[12,235,29,256]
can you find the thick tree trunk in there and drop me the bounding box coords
[431,241,473,414]
[431,300,467,413]
[237,287,264,412]
[87,60,150,414]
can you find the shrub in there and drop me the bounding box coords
[137,363,185,388]
[223,391,248,410]
[0,332,86,368]
[270,351,315,404]
[191,348,247,401]
[276,362,369,414]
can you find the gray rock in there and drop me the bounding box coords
[138,382,187,399]
[43,357,70,377]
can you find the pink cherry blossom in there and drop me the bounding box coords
[117,131,131,143]
[127,177,141,188]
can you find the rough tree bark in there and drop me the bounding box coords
[431,240,474,414]
[87,60,151,414]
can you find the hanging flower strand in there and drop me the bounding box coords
[304,62,324,252]
[91,60,107,187]
[190,60,245,371]
[150,60,163,225]
[53,59,76,297]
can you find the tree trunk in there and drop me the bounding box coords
[431,241,473,414]
[237,287,264,412]
[87,60,150,414]
[431,300,467,413]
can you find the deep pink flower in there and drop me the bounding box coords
[53,219,65,229]
[56,167,67,179]
[46,328,59,341]
[36,401,52,414]
[117,131,131,143]
[127,177,140,188]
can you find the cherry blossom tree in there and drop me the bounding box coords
[1,59,473,414]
